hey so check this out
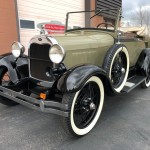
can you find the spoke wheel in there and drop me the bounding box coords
[73,82,100,129]
[110,50,127,89]
[62,76,104,137]
[103,44,129,92]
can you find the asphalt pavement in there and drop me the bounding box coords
[0,86,150,150]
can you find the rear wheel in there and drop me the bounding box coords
[0,66,18,106]
[141,67,150,88]
[62,76,104,136]
[103,44,129,92]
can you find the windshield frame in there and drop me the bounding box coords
[65,8,121,33]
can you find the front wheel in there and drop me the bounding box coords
[62,76,104,137]
[0,66,18,106]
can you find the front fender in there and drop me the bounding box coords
[0,53,28,83]
[136,48,150,76]
[57,64,115,94]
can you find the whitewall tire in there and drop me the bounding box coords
[103,44,129,92]
[62,76,104,136]
[141,76,150,88]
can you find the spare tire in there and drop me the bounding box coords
[103,44,129,92]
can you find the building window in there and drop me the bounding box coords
[20,20,35,29]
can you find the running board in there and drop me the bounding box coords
[121,76,146,93]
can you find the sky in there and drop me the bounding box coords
[122,0,150,19]
[122,0,150,26]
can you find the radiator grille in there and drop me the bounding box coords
[29,43,54,82]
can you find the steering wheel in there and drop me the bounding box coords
[97,23,115,29]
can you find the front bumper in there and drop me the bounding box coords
[0,86,68,117]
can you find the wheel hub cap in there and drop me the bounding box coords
[90,102,96,110]
[121,68,125,74]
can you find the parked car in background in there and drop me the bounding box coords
[0,8,150,137]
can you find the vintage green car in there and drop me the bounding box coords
[0,9,150,136]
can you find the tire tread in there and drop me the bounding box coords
[62,93,79,137]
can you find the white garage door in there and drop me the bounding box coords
[17,0,85,54]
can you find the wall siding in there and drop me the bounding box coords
[17,0,85,54]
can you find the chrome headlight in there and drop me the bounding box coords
[49,44,65,63]
[12,42,25,58]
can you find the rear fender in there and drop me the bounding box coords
[136,48,150,76]
[57,64,116,95]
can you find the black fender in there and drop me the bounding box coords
[57,64,116,95]
[136,48,150,76]
[0,53,28,83]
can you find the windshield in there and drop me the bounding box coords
[66,9,120,32]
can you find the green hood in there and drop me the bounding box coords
[53,31,114,50]
[53,30,115,68]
